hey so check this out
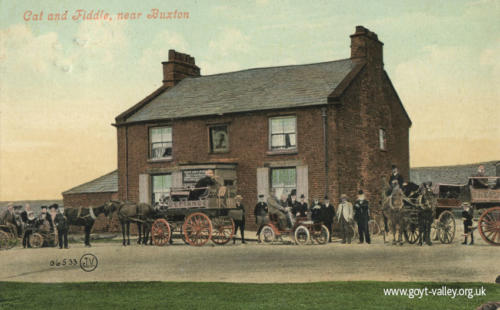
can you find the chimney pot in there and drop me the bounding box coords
[350,25,384,66]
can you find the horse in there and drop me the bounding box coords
[62,203,115,247]
[381,178,407,245]
[0,208,21,238]
[108,201,156,246]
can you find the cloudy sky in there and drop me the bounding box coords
[0,0,498,200]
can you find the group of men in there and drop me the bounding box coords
[0,203,69,249]
[251,188,372,244]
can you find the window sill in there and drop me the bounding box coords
[266,149,298,156]
[148,157,173,163]
[209,151,230,155]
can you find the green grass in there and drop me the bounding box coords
[0,281,498,309]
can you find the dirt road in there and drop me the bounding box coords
[1,230,499,283]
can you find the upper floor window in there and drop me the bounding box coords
[269,116,296,151]
[150,127,172,159]
[379,128,386,150]
[209,125,229,153]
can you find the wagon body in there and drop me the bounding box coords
[151,185,243,246]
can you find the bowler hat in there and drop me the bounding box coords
[300,194,305,199]
[340,194,348,199]
[258,194,264,198]
[392,164,397,169]
[49,204,58,210]
[358,190,364,195]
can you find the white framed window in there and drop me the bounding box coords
[150,127,172,159]
[270,167,296,199]
[151,174,172,203]
[269,116,297,151]
[379,128,386,150]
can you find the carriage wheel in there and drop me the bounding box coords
[478,207,500,246]
[368,220,380,236]
[0,231,13,250]
[312,225,329,245]
[438,211,456,244]
[29,233,44,248]
[259,225,275,244]
[151,219,171,246]
[294,225,310,245]
[182,212,212,246]
[211,216,234,245]
[404,223,420,244]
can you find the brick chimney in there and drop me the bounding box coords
[350,26,384,67]
[162,49,200,87]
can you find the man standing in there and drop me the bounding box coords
[233,195,246,244]
[417,187,433,246]
[354,190,371,244]
[311,198,322,223]
[461,202,474,245]
[289,192,300,217]
[337,194,353,244]
[321,196,335,243]
[267,189,289,230]
[51,205,68,249]
[20,204,35,248]
[294,194,308,218]
[389,165,404,188]
[254,194,268,237]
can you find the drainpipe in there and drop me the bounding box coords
[322,107,329,197]
[125,126,129,200]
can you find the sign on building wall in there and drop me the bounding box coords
[182,169,206,187]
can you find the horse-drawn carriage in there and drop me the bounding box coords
[258,214,330,245]
[0,211,58,250]
[150,184,243,246]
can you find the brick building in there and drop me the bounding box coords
[62,170,119,232]
[112,26,411,228]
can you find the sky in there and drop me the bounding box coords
[0,0,499,200]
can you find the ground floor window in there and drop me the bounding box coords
[270,167,296,198]
[152,174,172,203]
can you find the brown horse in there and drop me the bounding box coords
[381,177,406,245]
[106,201,155,246]
[63,203,115,247]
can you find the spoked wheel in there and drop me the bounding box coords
[182,212,213,246]
[294,225,310,245]
[29,233,44,248]
[478,206,500,246]
[151,219,171,246]
[368,220,380,236]
[259,225,276,244]
[312,225,329,245]
[430,221,439,241]
[211,216,235,245]
[0,231,14,250]
[404,223,420,244]
[438,210,456,244]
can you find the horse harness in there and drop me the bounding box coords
[76,206,97,220]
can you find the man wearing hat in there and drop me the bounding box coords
[294,194,308,218]
[389,165,404,189]
[311,198,322,223]
[233,195,246,244]
[337,194,353,244]
[254,194,268,237]
[50,204,69,249]
[20,204,35,248]
[354,190,371,244]
[461,202,474,245]
[321,196,335,242]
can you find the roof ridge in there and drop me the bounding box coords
[191,58,352,79]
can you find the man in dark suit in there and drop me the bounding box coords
[233,195,246,244]
[254,194,268,237]
[311,199,322,223]
[20,204,35,248]
[189,169,218,200]
[321,196,335,242]
[52,205,68,249]
[461,202,474,245]
[294,194,308,218]
[354,190,371,244]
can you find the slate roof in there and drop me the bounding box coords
[410,161,499,185]
[125,59,357,123]
[62,170,118,195]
